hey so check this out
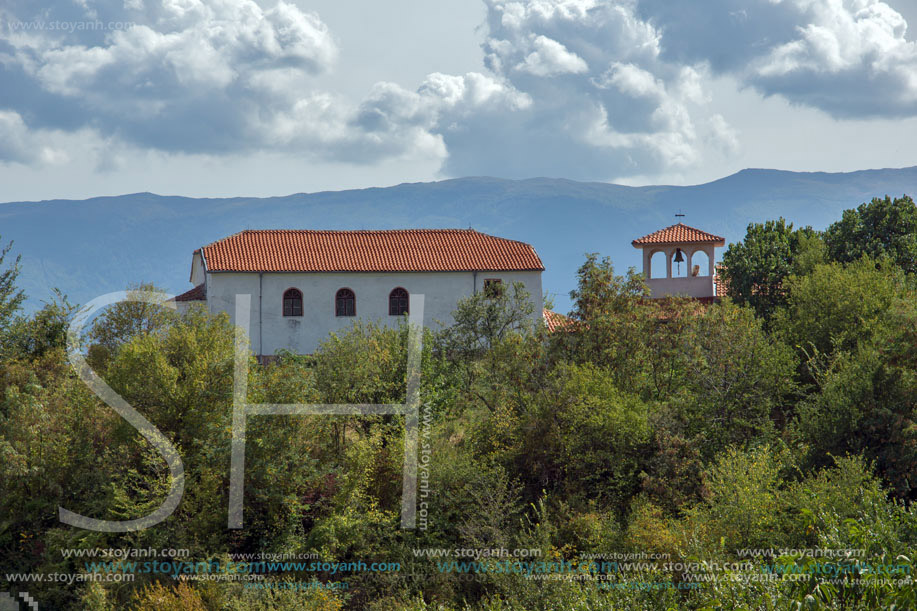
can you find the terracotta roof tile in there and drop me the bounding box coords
[200,229,544,273]
[632,223,725,247]
[173,283,206,302]
[543,309,574,332]
[714,264,727,297]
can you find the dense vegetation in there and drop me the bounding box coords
[1,196,916,610]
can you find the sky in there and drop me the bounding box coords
[1,0,917,201]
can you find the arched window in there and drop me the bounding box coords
[389,287,409,316]
[283,288,302,317]
[649,250,667,278]
[670,248,688,278]
[335,288,356,317]
[690,249,710,277]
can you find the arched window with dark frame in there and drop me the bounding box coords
[283,288,303,317]
[389,287,409,316]
[335,288,356,317]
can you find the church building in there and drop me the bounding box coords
[174,229,545,357]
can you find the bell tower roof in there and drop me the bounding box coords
[632,223,725,248]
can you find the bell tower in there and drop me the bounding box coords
[632,222,725,298]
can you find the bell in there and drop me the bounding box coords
[673,248,684,263]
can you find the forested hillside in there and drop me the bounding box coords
[1,196,916,610]
[3,166,917,315]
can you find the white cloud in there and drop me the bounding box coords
[425,0,917,179]
[424,0,731,179]
[636,0,917,118]
[517,35,588,75]
[601,62,665,100]
[1,0,339,153]
[0,110,37,163]
[1,0,916,184]
[0,110,69,164]
[706,113,740,155]
[343,72,531,162]
[750,0,917,116]
[0,1,532,169]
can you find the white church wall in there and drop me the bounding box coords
[190,252,205,286]
[205,270,543,356]
[646,276,716,298]
[173,300,205,316]
[639,243,717,298]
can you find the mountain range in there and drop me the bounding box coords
[2,166,917,314]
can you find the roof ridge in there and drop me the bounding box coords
[197,228,491,255]
[649,221,712,233]
[198,229,249,251]
[632,222,725,246]
[198,228,544,272]
[235,228,479,233]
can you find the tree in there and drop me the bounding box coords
[87,282,176,368]
[824,194,917,274]
[720,219,824,320]
[539,362,651,509]
[0,238,24,332]
[679,301,797,457]
[568,253,647,321]
[688,445,789,551]
[774,257,907,359]
[792,287,917,498]
[795,341,917,500]
[438,281,535,356]
[0,290,76,361]
[562,254,652,393]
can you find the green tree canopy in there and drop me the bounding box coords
[824,194,917,274]
[0,238,24,332]
[562,254,651,392]
[679,300,797,457]
[0,290,76,361]
[438,281,535,356]
[781,258,917,497]
[87,282,176,368]
[720,219,824,320]
[774,257,908,359]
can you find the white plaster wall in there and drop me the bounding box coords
[646,276,715,298]
[205,270,543,355]
[638,244,717,298]
[173,300,205,316]
[641,245,716,280]
[190,252,205,286]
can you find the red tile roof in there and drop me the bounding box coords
[714,264,727,297]
[632,223,725,247]
[543,309,574,332]
[200,229,544,273]
[173,283,206,301]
